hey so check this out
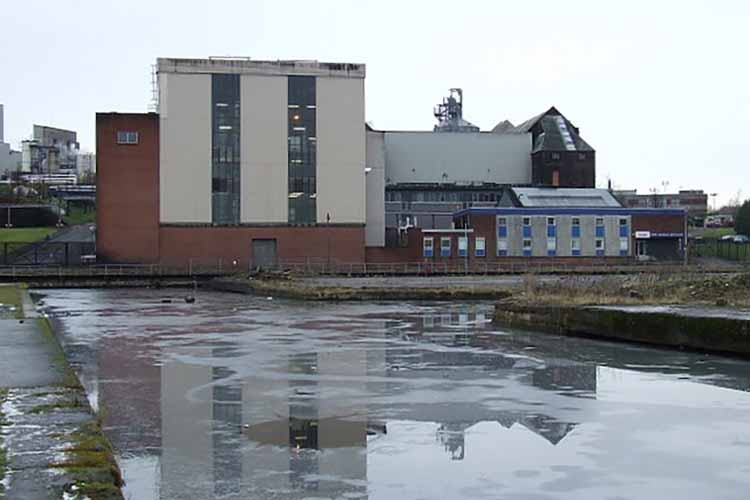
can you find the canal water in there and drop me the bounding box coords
[36,288,750,500]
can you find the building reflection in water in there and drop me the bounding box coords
[155,309,598,498]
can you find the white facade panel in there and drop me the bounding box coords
[316,77,366,224]
[384,132,532,185]
[159,72,212,223]
[365,130,385,246]
[240,75,288,223]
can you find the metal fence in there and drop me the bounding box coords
[1,242,95,266]
[264,258,710,277]
[0,263,233,279]
[692,239,750,262]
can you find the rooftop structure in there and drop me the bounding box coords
[433,88,480,133]
[512,188,621,208]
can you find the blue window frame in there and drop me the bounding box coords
[619,219,629,238]
[595,217,605,238]
[523,239,532,257]
[497,217,508,238]
[571,217,581,238]
[572,238,581,256]
[595,238,605,256]
[423,237,433,258]
[440,237,451,257]
[458,236,468,257]
[475,237,486,257]
[523,226,532,238]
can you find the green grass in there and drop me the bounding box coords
[691,227,735,239]
[0,227,57,243]
[0,285,24,319]
[63,206,95,226]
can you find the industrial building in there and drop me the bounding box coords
[21,124,80,174]
[0,105,22,177]
[97,56,686,267]
[613,189,708,225]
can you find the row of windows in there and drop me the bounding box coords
[423,237,485,258]
[499,236,629,257]
[498,217,630,239]
[387,191,501,203]
[498,217,628,226]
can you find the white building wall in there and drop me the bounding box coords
[316,77,366,224]
[365,129,385,246]
[384,132,532,185]
[159,72,212,223]
[240,75,288,223]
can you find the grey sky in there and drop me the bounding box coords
[1,0,747,206]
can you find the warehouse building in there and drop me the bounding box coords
[98,57,368,266]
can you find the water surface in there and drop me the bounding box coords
[37,288,750,500]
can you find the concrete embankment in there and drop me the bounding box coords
[209,276,513,301]
[493,301,750,357]
[0,285,123,499]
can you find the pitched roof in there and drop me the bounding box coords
[510,107,594,153]
[511,187,621,208]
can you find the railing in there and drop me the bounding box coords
[0,263,233,279]
[264,258,736,277]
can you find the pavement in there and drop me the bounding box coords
[0,286,122,499]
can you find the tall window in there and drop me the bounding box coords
[211,74,241,224]
[595,217,605,238]
[288,76,317,224]
[441,237,451,257]
[475,237,486,257]
[458,236,468,257]
[497,217,508,256]
[423,237,434,258]
[523,238,532,257]
[571,217,581,238]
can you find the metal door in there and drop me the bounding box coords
[252,239,278,269]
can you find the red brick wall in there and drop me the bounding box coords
[158,225,365,267]
[96,113,160,263]
[632,214,685,234]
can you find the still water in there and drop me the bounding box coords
[37,288,750,500]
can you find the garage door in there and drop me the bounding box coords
[252,239,278,270]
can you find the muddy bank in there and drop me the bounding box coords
[209,276,513,301]
[493,301,750,357]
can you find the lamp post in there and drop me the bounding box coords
[326,212,331,273]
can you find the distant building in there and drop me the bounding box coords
[0,104,22,177]
[76,152,96,179]
[613,189,708,224]
[376,96,597,232]
[21,125,80,174]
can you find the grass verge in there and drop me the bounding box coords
[0,227,57,244]
[0,285,24,319]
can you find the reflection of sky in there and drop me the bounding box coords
[35,289,750,500]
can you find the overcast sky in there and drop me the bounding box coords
[1,0,747,206]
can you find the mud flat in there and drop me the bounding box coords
[209,276,513,301]
[493,301,750,357]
